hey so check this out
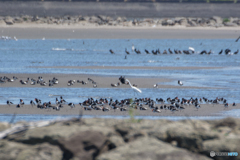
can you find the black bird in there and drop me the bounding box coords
[20,99,24,105]
[178,80,183,86]
[30,100,35,107]
[16,104,20,108]
[218,49,223,55]
[234,49,239,54]
[7,100,13,106]
[125,48,130,54]
[68,103,75,108]
[235,36,240,42]
[168,48,173,54]
[119,76,126,84]
[200,50,207,55]
[145,49,150,54]
[109,49,114,54]
[225,49,231,55]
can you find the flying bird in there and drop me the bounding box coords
[125,79,142,93]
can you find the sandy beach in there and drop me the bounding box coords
[1,26,240,39]
[0,72,218,89]
[0,103,238,117]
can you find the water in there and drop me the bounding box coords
[0,39,239,121]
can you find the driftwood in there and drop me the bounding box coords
[0,119,67,139]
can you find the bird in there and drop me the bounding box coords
[16,104,20,108]
[235,36,240,42]
[153,84,158,88]
[68,103,75,108]
[224,103,229,109]
[232,102,236,106]
[152,107,161,113]
[125,48,130,54]
[125,79,142,93]
[20,99,24,105]
[219,49,223,54]
[7,100,13,106]
[234,49,239,54]
[109,49,114,54]
[195,103,200,110]
[30,100,35,107]
[178,80,183,86]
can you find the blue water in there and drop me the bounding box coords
[0,39,240,121]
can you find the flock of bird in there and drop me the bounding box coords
[6,96,236,113]
[109,47,239,55]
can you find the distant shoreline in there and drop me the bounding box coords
[1,25,240,39]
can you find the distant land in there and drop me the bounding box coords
[0,2,240,18]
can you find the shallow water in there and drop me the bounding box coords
[0,39,239,121]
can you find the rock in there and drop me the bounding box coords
[0,141,62,160]
[179,19,188,26]
[14,17,24,23]
[97,137,211,160]
[0,122,10,132]
[4,16,14,25]
[212,16,222,24]
[89,16,100,23]
[98,15,107,22]
[213,117,237,129]
[203,138,240,160]
[0,19,5,25]
[59,131,113,160]
[224,22,238,27]
[188,20,197,27]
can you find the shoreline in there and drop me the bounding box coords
[0,104,239,117]
[1,25,240,39]
[0,73,219,89]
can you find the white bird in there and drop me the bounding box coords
[178,80,183,86]
[42,37,45,40]
[132,44,135,52]
[189,47,195,52]
[125,79,142,93]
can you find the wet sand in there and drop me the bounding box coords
[1,26,240,39]
[0,72,216,89]
[0,103,238,117]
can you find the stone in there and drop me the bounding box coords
[4,16,14,25]
[0,122,10,132]
[0,141,62,160]
[97,137,212,160]
[59,131,113,160]
[212,16,222,24]
[203,138,240,160]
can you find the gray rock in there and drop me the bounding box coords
[212,16,222,24]
[14,17,24,23]
[4,16,14,25]
[188,20,197,27]
[97,137,212,160]
[203,138,240,160]
[224,22,238,27]
[0,141,62,160]
[59,131,113,160]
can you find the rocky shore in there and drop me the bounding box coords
[0,117,239,160]
[1,15,240,28]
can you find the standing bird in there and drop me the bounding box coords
[7,100,13,106]
[232,102,236,106]
[30,100,35,107]
[234,49,239,54]
[20,99,24,105]
[125,79,142,93]
[125,48,130,54]
[178,80,183,86]
[219,49,223,55]
[109,49,114,54]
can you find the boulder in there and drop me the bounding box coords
[224,22,238,27]
[203,138,240,160]
[211,16,222,24]
[97,137,212,160]
[0,141,62,160]
[4,16,14,25]
[59,131,113,160]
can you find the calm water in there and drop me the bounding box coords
[0,39,239,121]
